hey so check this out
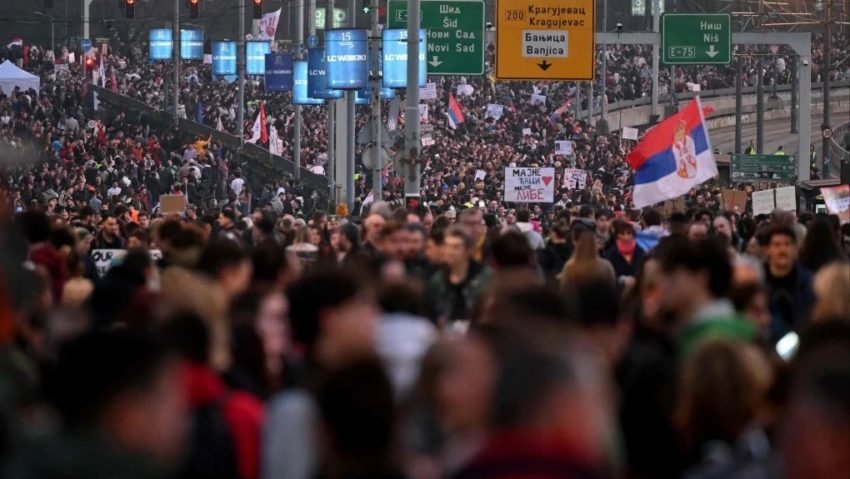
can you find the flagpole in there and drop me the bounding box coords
[173,0,180,125]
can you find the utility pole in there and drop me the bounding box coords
[83,0,93,41]
[650,9,659,120]
[790,56,797,134]
[173,0,180,125]
[345,0,356,210]
[598,0,608,134]
[822,0,831,177]
[328,0,337,204]
[403,0,421,199]
[756,57,764,154]
[238,0,246,143]
[294,0,305,181]
[370,0,382,199]
[735,54,742,154]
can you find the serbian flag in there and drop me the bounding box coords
[626,97,717,208]
[447,94,464,129]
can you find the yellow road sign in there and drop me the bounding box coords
[496,0,595,81]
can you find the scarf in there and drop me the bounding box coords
[617,238,637,263]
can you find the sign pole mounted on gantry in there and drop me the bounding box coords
[496,0,595,80]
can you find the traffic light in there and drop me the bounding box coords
[125,0,135,19]
[253,0,262,19]
[189,0,199,19]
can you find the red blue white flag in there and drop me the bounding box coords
[626,97,717,208]
[447,94,464,129]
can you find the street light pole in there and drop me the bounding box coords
[238,0,246,143]
[822,0,832,177]
[370,0,382,199]
[293,0,304,181]
[173,0,180,124]
[403,0,421,198]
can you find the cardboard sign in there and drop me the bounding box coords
[418,103,429,123]
[160,194,188,214]
[530,94,547,106]
[721,189,748,213]
[563,168,587,190]
[622,126,639,140]
[504,167,555,203]
[474,169,486,181]
[522,128,532,136]
[659,197,686,217]
[421,135,435,147]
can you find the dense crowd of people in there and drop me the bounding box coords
[1,26,850,479]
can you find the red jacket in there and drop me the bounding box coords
[182,361,265,479]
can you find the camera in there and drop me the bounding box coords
[616,23,623,33]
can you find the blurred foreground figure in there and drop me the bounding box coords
[6,330,186,479]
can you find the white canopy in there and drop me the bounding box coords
[0,60,40,95]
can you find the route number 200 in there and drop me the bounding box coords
[505,9,525,21]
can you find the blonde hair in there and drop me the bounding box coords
[812,262,850,322]
[674,339,772,449]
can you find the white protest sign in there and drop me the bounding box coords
[91,249,163,278]
[622,127,639,140]
[556,140,574,156]
[420,82,437,100]
[474,169,486,181]
[751,189,775,216]
[456,84,474,96]
[504,167,555,203]
[530,94,547,106]
[203,54,213,64]
[821,185,850,224]
[418,103,429,123]
[522,128,532,136]
[775,186,797,212]
[68,52,75,64]
[422,135,435,147]
[563,168,587,190]
[486,104,505,120]
[310,165,325,175]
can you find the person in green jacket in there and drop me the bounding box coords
[654,236,756,355]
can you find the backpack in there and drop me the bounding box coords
[179,398,239,479]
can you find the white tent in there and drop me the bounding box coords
[0,60,40,95]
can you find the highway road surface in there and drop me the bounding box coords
[711,115,849,157]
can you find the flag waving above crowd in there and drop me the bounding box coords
[627,97,718,208]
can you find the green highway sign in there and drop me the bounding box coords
[662,13,731,65]
[387,0,484,75]
[731,154,797,183]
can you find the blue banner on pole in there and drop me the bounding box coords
[212,41,237,76]
[180,30,204,60]
[264,53,293,92]
[356,84,397,104]
[293,61,324,105]
[308,48,343,100]
[246,41,272,75]
[325,29,369,90]
[149,29,173,61]
[381,29,427,89]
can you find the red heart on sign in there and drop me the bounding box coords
[542,176,553,187]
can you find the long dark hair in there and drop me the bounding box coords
[800,218,845,272]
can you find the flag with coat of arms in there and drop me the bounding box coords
[626,97,717,208]
[446,94,464,129]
